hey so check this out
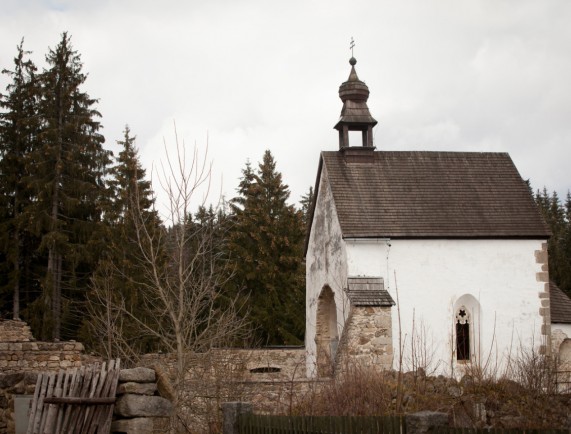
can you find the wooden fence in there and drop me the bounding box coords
[26,359,120,434]
[239,414,406,434]
[433,429,568,434]
[238,415,569,434]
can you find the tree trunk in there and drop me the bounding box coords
[48,97,64,341]
[12,225,20,320]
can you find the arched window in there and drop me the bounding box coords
[453,295,481,364]
[456,307,470,361]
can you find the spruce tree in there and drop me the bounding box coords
[86,126,161,356]
[0,40,41,319]
[28,33,110,340]
[229,150,305,345]
[535,188,571,296]
[300,186,314,228]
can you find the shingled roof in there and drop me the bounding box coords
[312,150,550,239]
[346,277,395,307]
[550,281,571,324]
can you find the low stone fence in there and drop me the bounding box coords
[0,341,85,374]
[0,320,93,374]
[0,320,101,433]
[112,367,173,434]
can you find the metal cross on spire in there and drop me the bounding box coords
[350,37,355,57]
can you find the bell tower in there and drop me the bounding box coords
[334,55,378,149]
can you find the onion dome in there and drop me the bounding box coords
[334,57,378,149]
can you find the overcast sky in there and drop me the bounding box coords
[1,0,570,215]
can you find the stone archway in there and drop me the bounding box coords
[315,286,338,377]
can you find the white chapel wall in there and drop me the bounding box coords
[305,166,349,378]
[345,238,546,376]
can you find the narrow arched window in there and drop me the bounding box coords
[456,307,470,361]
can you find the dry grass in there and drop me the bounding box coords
[291,357,571,429]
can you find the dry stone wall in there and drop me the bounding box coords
[0,320,100,433]
[0,320,90,374]
[112,367,173,434]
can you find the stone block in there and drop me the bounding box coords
[406,411,448,434]
[117,381,157,395]
[119,367,156,383]
[114,394,173,418]
[111,417,154,433]
[536,272,549,282]
[535,250,548,264]
[0,373,23,388]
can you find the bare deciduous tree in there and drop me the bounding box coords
[87,130,250,426]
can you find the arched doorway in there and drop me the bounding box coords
[559,339,571,369]
[315,286,338,377]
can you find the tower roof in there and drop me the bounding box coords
[334,57,378,149]
[334,57,377,131]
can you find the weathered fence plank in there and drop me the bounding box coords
[25,359,120,434]
[239,415,407,434]
[239,415,569,434]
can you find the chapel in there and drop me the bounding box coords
[304,55,571,378]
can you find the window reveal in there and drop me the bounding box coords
[456,307,470,361]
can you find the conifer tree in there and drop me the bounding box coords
[535,188,571,296]
[86,126,161,356]
[28,33,110,340]
[229,150,305,344]
[0,40,41,319]
[300,186,314,227]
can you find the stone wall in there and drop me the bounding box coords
[140,347,312,430]
[141,347,307,383]
[112,367,173,434]
[0,320,100,433]
[0,320,33,342]
[0,320,91,374]
[336,306,393,373]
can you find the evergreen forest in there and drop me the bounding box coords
[0,35,309,354]
[1,34,570,359]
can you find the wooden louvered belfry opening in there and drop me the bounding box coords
[26,359,121,434]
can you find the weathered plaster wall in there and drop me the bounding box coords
[345,238,547,376]
[305,166,349,377]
